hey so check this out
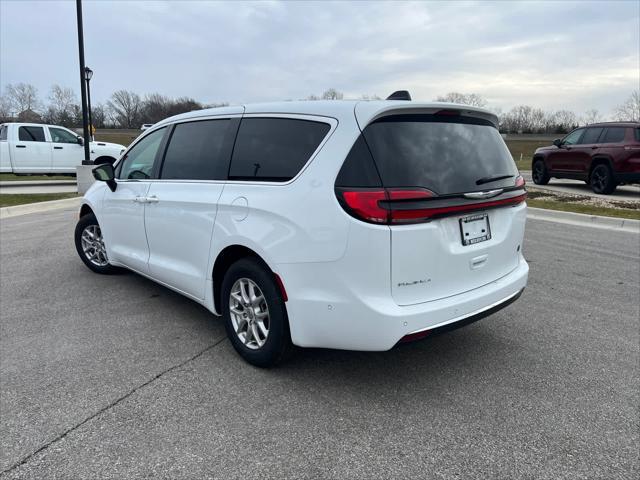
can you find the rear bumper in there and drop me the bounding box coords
[278,256,529,351]
[614,172,640,184]
[398,287,524,343]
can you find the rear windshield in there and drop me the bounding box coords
[361,115,518,195]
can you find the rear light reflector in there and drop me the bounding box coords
[274,273,288,302]
[399,330,430,343]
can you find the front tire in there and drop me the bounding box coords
[590,164,617,194]
[532,159,550,185]
[74,213,118,274]
[221,258,292,367]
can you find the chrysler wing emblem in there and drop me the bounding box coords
[463,189,503,200]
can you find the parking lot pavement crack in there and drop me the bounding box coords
[0,337,227,477]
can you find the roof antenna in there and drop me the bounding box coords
[386,90,411,101]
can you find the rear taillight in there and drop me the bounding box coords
[341,189,388,224]
[337,187,526,225]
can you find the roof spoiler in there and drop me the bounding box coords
[386,90,412,101]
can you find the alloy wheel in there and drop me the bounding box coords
[229,278,270,350]
[80,224,109,267]
[532,162,544,183]
[591,166,607,193]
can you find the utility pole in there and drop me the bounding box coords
[76,0,91,165]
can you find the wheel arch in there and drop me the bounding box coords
[79,203,94,218]
[212,244,280,315]
[531,154,545,169]
[589,155,614,177]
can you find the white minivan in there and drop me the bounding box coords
[75,96,529,366]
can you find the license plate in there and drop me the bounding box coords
[459,213,491,246]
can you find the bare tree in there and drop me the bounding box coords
[92,103,107,128]
[553,110,577,133]
[321,88,343,100]
[435,92,487,108]
[583,109,602,125]
[4,83,41,114]
[107,90,142,128]
[0,95,12,122]
[49,85,76,114]
[613,91,640,122]
[45,85,77,126]
[141,93,171,124]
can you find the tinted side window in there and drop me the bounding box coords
[18,126,45,142]
[118,127,166,180]
[0,126,6,141]
[635,128,640,142]
[161,119,230,180]
[562,129,584,145]
[335,135,382,187]
[581,127,603,144]
[229,118,330,181]
[601,127,626,143]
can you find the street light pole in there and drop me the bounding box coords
[84,67,94,141]
[76,0,91,165]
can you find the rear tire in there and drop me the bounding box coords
[532,159,550,185]
[74,213,118,274]
[221,258,292,367]
[590,164,616,194]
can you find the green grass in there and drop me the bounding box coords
[94,132,139,147]
[505,139,550,171]
[0,173,74,181]
[0,193,78,208]
[527,198,640,220]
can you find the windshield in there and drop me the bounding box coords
[362,114,518,195]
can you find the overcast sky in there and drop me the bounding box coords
[1,0,638,116]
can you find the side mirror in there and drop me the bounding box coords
[93,163,117,192]
[553,138,562,147]
[77,136,84,146]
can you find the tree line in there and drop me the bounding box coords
[0,83,638,134]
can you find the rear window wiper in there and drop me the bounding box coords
[475,174,514,185]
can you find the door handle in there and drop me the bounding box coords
[146,195,159,204]
[54,146,63,150]
[16,145,26,148]
[133,196,146,203]
[591,146,598,149]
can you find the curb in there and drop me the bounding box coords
[527,207,640,233]
[0,197,82,219]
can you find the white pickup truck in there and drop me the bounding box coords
[0,123,126,174]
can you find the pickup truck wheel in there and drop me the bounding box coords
[221,258,292,367]
[74,213,118,274]
[532,159,550,185]
[590,164,616,194]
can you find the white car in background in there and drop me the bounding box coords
[76,93,529,367]
[140,124,154,131]
[0,123,126,174]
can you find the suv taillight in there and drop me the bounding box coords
[337,184,526,225]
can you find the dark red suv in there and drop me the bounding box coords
[531,122,640,194]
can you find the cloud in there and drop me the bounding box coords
[1,0,638,116]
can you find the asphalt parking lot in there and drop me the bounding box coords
[1,208,638,479]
